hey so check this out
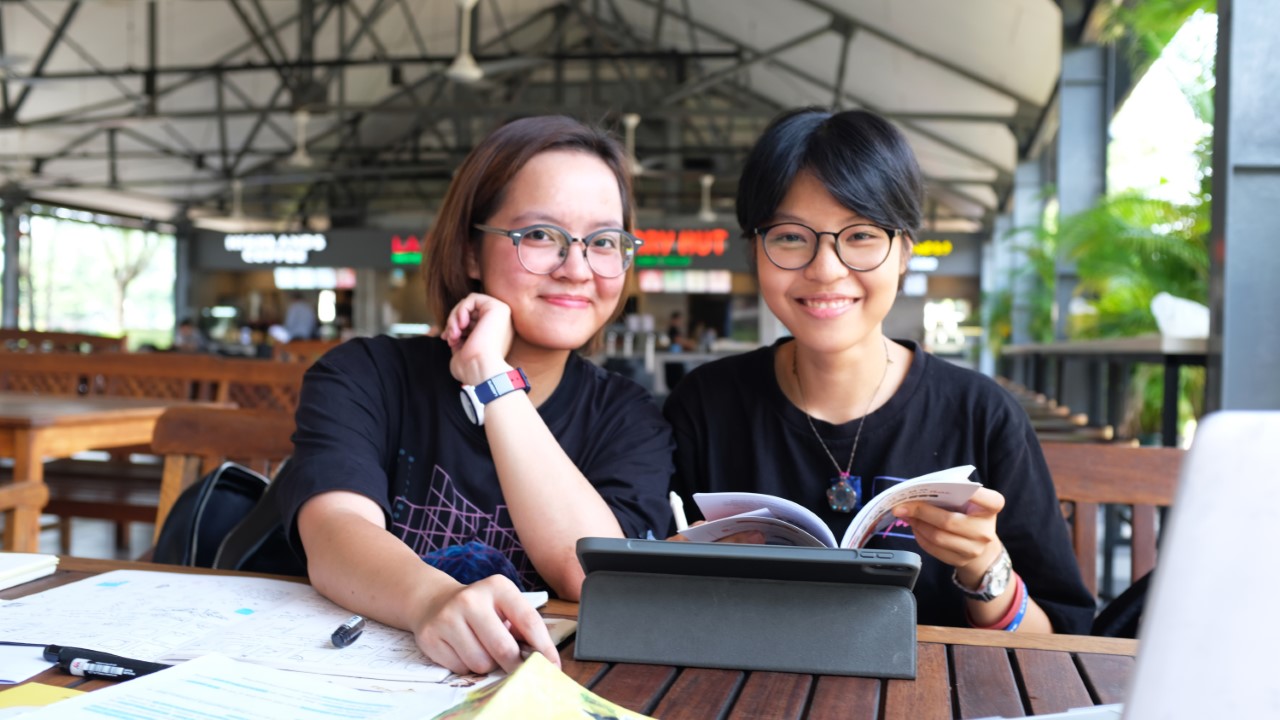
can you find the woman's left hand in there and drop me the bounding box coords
[892,487,1006,578]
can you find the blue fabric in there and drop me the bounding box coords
[422,540,524,589]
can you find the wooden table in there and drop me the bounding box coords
[7,558,1139,719]
[0,395,203,552]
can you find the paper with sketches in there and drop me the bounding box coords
[0,570,564,684]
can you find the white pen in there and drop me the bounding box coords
[669,491,690,532]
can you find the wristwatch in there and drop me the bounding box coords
[460,368,531,426]
[952,547,1013,602]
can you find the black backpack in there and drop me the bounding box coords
[152,461,306,577]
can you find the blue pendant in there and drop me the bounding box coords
[827,473,859,513]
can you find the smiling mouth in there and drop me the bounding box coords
[798,297,857,310]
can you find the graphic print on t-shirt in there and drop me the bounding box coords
[390,460,537,589]
[863,475,917,543]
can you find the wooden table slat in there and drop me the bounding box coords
[651,667,744,720]
[1076,653,1136,706]
[885,643,951,720]
[727,671,812,720]
[559,640,608,688]
[1014,648,1094,715]
[590,662,677,716]
[808,675,882,720]
[953,645,1025,719]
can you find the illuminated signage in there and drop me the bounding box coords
[635,228,730,257]
[913,239,953,257]
[225,233,327,264]
[390,234,424,265]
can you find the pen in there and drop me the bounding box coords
[669,491,689,532]
[43,644,171,681]
[331,615,366,648]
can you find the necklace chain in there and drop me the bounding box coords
[793,337,892,479]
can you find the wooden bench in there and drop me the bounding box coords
[0,352,307,553]
[0,330,127,354]
[1042,441,1185,597]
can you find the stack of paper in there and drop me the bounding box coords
[0,553,57,591]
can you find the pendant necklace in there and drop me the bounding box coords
[793,337,892,513]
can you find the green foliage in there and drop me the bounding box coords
[1059,190,1210,339]
[1098,0,1217,70]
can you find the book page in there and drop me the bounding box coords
[676,512,830,547]
[692,492,837,547]
[839,465,980,549]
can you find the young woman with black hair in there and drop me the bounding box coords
[664,108,1095,634]
[275,116,674,674]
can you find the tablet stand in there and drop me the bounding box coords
[575,570,917,679]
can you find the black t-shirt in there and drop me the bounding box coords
[663,338,1095,633]
[275,335,675,591]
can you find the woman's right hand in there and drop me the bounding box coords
[444,293,515,387]
[413,574,560,675]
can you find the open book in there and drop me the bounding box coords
[678,465,980,549]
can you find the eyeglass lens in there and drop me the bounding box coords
[516,225,635,277]
[760,223,894,271]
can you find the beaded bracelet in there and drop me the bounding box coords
[968,573,1028,632]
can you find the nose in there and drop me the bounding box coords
[804,234,848,282]
[552,239,594,281]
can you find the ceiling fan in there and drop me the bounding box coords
[444,0,548,86]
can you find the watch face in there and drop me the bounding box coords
[460,389,479,424]
[986,551,1013,598]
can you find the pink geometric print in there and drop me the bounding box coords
[391,464,535,587]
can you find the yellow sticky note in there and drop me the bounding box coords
[434,652,652,720]
[0,682,84,708]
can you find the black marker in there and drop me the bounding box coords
[43,645,171,681]
[331,615,366,648]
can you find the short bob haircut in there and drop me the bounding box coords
[736,107,924,270]
[425,115,634,324]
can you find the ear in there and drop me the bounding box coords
[466,242,482,281]
[898,232,914,275]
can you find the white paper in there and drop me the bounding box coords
[0,553,58,592]
[0,570,566,685]
[16,653,468,720]
[0,644,53,685]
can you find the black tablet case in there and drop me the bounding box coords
[574,539,918,679]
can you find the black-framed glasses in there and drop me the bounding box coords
[756,222,900,271]
[474,223,643,279]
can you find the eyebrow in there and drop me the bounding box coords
[769,211,873,226]
[506,212,625,230]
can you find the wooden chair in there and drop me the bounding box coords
[1041,441,1185,597]
[151,406,297,542]
[272,339,340,364]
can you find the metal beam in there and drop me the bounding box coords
[12,1,82,116]
[661,23,831,106]
[790,0,1040,108]
[624,0,1012,183]
[226,0,293,90]
[0,6,10,118]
